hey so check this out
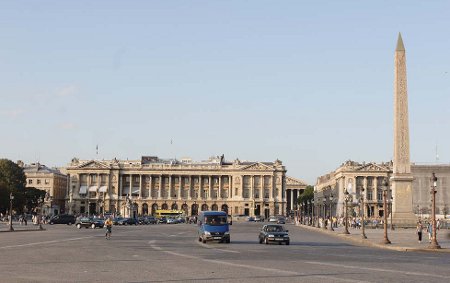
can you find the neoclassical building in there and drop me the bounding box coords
[285,176,308,214]
[65,155,287,218]
[315,160,450,219]
[20,161,68,215]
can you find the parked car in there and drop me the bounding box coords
[138,217,149,225]
[117,218,138,225]
[259,224,290,245]
[75,217,104,229]
[147,216,158,224]
[112,217,124,225]
[49,214,76,225]
[268,216,278,223]
[254,215,264,222]
[158,217,167,224]
[167,218,178,224]
[277,217,286,224]
[247,216,255,222]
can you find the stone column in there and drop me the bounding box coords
[119,175,123,197]
[188,176,192,200]
[208,176,212,200]
[218,176,222,199]
[158,175,162,199]
[178,176,182,200]
[169,175,172,199]
[139,174,142,199]
[149,175,153,199]
[129,174,132,196]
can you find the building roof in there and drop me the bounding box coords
[22,163,64,175]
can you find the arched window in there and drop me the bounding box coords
[162,203,168,210]
[201,204,209,211]
[211,203,218,211]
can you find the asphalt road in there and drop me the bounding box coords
[0,222,449,283]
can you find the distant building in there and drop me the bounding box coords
[64,155,289,218]
[315,160,450,219]
[285,176,308,214]
[20,161,68,215]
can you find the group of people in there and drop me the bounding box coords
[416,219,442,243]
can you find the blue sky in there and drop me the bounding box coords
[1,1,449,184]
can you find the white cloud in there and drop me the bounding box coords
[55,85,78,97]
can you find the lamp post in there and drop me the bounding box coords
[390,196,394,230]
[329,195,334,231]
[8,192,14,231]
[38,196,44,230]
[311,199,314,226]
[429,173,441,249]
[344,188,350,234]
[360,187,367,239]
[382,178,391,244]
[316,198,320,228]
[322,198,327,229]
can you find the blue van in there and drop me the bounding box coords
[197,211,230,244]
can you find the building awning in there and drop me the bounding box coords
[79,186,87,194]
[131,187,140,194]
[88,186,98,192]
[98,186,108,193]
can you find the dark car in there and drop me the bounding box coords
[277,216,286,224]
[49,214,76,225]
[75,217,104,229]
[147,216,158,224]
[158,217,167,224]
[117,218,138,225]
[259,224,290,245]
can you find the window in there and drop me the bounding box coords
[45,179,49,184]
[28,179,33,184]
[377,189,383,201]
[37,179,41,185]
[367,190,373,201]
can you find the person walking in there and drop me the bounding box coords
[416,221,423,243]
[105,217,113,240]
[427,222,433,243]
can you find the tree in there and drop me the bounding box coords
[0,159,27,213]
[298,185,314,205]
[23,187,46,213]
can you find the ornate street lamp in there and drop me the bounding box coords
[316,198,320,228]
[8,192,14,232]
[38,196,44,230]
[429,173,441,249]
[344,185,350,234]
[360,187,367,239]
[322,198,327,229]
[390,196,394,230]
[382,178,391,244]
[311,199,314,226]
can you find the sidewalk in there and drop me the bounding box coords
[297,222,450,252]
[0,222,46,233]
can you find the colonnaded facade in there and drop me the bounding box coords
[65,155,289,218]
[315,160,450,220]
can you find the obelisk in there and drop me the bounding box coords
[391,33,416,227]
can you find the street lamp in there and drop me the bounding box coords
[316,198,320,228]
[344,185,350,234]
[38,196,44,230]
[329,195,334,231]
[429,173,441,249]
[322,198,327,230]
[311,199,314,226]
[8,192,14,232]
[390,196,394,230]
[382,178,391,244]
[360,187,367,239]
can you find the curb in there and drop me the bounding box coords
[296,224,450,253]
[0,228,46,233]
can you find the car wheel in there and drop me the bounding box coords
[226,238,230,244]
[264,237,269,245]
[49,222,54,225]
[67,222,72,225]
[91,223,96,229]
[286,241,290,245]
[198,237,202,242]
[202,237,206,244]
[259,238,263,244]
[76,224,81,229]
[279,242,282,245]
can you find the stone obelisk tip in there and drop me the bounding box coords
[396,32,405,51]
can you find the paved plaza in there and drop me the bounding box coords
[1,221,450,283]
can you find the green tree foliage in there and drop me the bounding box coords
[297,185,314,205]
[0,159,27,213]
[23,187,46,213]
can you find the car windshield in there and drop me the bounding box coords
[266,226,283,232]
[204,215,227,225]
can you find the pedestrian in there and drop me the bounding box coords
[105,217,113,240]
[416,221,423,243]
[436,219,441,230]
[427,222,433,243]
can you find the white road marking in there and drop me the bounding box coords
[195,240,240,253]
[0,236,95,249]
[305,261,450,280]
[149,242,368,283]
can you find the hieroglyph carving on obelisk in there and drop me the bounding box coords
[391,33,416,226]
